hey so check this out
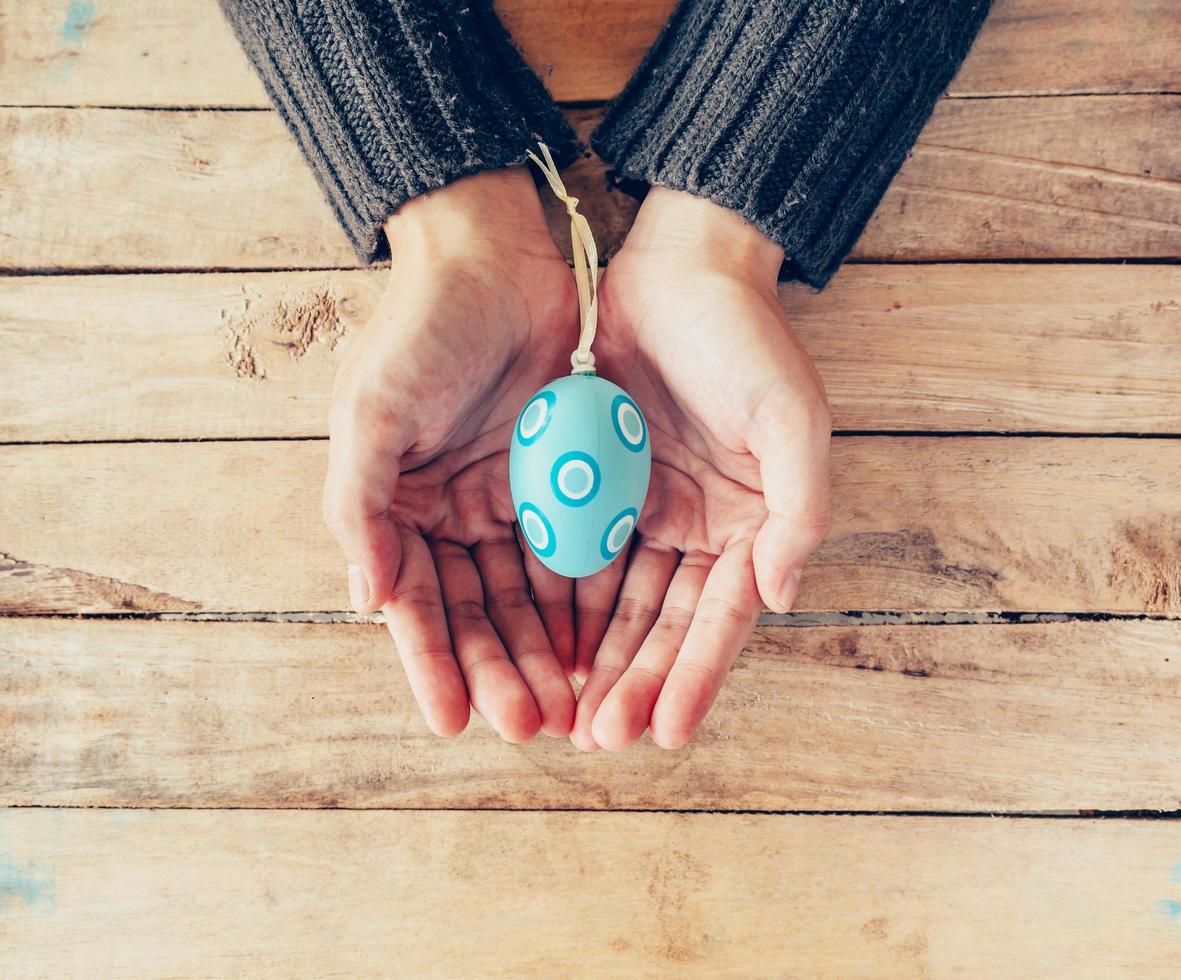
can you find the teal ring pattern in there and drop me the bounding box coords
[600,507,638,561]
[610,394,647,452]
[518,502,557,558]
[516,390,556,446]
[550,450,601,507]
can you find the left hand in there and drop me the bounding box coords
[322,169,579,742]
[569,188,832,751]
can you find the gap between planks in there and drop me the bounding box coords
[5,433,1181,447]
[0,610,1176,625]
[4,92,1180,113]
[3,258,1181,278]
[1,805,1179,818]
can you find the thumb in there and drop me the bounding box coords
[748,393,832,614]
[323,396,414,614]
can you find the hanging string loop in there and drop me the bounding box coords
[526,143,599,374]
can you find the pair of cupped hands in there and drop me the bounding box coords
[324,167,831,751]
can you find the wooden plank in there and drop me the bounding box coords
[0,270,371,442]
[949,0,1181,97]
[2,618,1178,811]
[0,106,344,271]
[1,438,1178,615]
[2,809,1180,976]
[2,0,1177,108]
[0,0,668,108]
[794,264,1181,433]
[2,98,1178,271]
[4,264,1179,442]
[862,95,1181,262]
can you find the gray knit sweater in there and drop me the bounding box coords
[220,0,990,287]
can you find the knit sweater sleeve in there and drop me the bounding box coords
[592,0,991,288]
[218,0,578,263]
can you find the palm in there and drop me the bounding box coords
[598,336,768,562]
[568,245,832,751]
[353,254,574,469]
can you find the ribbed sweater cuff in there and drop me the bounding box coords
[592,0,991,288]
[220,0,578,263]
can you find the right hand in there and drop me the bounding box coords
[567,188,833,752]
[324,168,579,742]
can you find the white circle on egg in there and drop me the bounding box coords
[517,391,555,445]
[608,513,634,551]
[558,459,594,500]
[518,502,556,558]
[618,404,642,442]
[523,510,549,549]
[600,508,638,561]
[611,394,647,452]
[520,400,546,436]
[551,451,600,507]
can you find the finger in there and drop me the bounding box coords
[572,546,630,682]
[590,553,714,752]
[381,527,468,737]
[748,389,832,612]
[651,541,761,750]
[323,393,415,614]
[474,539,575,738]
[570,539,680,752]
[520,535,576,676]
[431,539,541,743]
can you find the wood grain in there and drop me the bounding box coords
[3,618,1179,811]
[2,97,1178,271]
[865,95,1181,262]
[1,438,1177,615]
[949,0,1181,97]
[3,264,1179,442]
[2,3,1178,968]
[2,0,1177,107]
[3,808,1181,977]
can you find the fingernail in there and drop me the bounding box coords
[776,568,803,612]
[347,563,370,610]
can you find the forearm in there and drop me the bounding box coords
[620,187,785,287]
[593,0,992,288]
[383,168,557,262]
[219,0,577,263]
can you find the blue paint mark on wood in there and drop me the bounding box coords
[60,0,98,47]
[49,0,98,84]
[0,855,55,912]
[1170,859,1181,884]
[1157,899,1181,925]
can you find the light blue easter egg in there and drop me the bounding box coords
[509,374,651,578]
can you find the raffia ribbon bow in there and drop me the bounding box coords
[526,143,599,374]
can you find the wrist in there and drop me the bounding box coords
[384,168,558,262]
[622,187,785,285]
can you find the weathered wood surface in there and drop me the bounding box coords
[861,94,1181,261]
[2,438,1178,615]
[2,97,1178,271]
[3,618,1178,811]
[3,264,1179,442]
[3,808,1181,977]
[2,2,1178,973]
[949,0,1181,97]
[2,0,1177,107]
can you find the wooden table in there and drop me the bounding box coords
[1,1,1180,975]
